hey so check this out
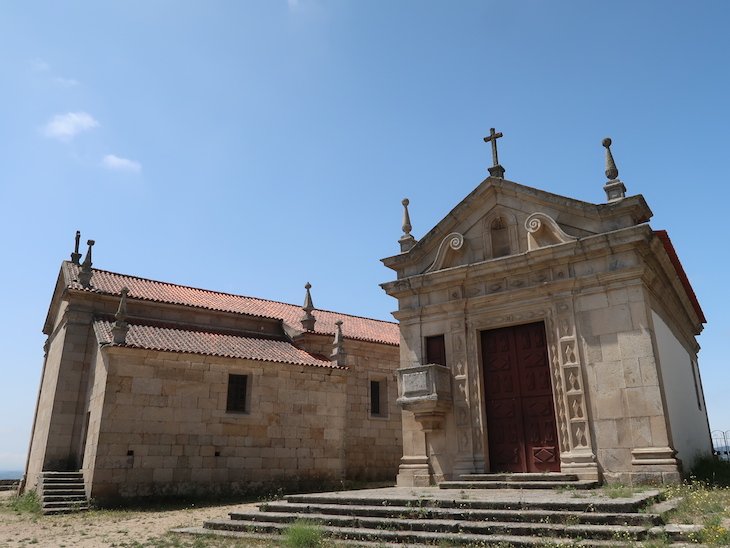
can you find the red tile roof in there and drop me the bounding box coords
[64,262,399,346]
[93,320,340,368]
[654,230,706,324]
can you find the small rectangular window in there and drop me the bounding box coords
[425,335,446,366]
[370,380,381,416]
[226,374,249,413]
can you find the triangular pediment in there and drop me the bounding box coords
[382,177,652,277]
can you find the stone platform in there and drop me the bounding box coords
[175,485,700,546]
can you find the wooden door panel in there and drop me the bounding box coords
[482,322,560,473]
[485,398,524,472]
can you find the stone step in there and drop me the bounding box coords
[40,488,86,497]
[42,500,90,510]
[438,480,600,490]
[285,492,649,513]
[201,519,624,546]
[458,473,580,482]
[258,501,662,527]
[220,510,650,540]
[41,477,85,485]
[41,483,85,492]
[40,472,84,479]
[42,494,88,503]
[43,505,91,515]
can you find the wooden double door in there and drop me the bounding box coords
[481,322,560,473]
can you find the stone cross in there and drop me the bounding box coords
[483,128,503,166]
[71,230,82,265]
[483,128,506,178]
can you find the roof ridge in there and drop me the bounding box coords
[64,261,396,326]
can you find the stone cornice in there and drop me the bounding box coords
[382,224,654,300]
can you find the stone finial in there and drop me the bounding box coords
[300,282,316,331]
[70,230,82,265]
[483,127,506,178]
[398,198,417,252]
[602,137,627,203]
[603,137,619,180]
[330,319,347,366]
[78,239,95,288]
[112,287,129,344]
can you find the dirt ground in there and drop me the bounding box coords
[0,490,266,548]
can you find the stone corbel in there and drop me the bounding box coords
[397,363,452,430]
[525,212,577,251]
[424,233,465,274]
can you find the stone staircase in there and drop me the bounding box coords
[177,475,691,546]
[38,471,89,514]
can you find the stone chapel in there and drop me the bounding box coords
[23,244,401,503]
[382,134,712,486]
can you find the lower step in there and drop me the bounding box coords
[43,506,90,515]
[200,520,623,547]
[220,511,649,540]
[256,501,661,527]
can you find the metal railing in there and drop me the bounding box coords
[711,430,730,461]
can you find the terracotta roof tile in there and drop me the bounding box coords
[93,320,339,368]
[65,262,399,345]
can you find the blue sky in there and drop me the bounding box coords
[1,1,728,470]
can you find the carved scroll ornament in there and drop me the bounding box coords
[525,212,577,251]
[425,232,465,273]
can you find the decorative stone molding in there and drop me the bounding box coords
[631,447,678,466]
[424,233,464,273]
[547,300,598,479]
[525,212,577,251]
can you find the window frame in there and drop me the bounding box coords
[425,334,447,366]
[226,373,250,414]
[369,377,388,419]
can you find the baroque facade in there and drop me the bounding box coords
[382,138,712,485]
[24,249,401,503]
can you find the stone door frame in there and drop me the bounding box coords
[466,298,599,480]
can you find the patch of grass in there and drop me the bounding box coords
[695,514,730,545]
[663,481,730,545]
[6,490,42,514]
[282,520,325,548]
[601,484,635,499]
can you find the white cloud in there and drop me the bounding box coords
[53,77,80,87]
[42,111,99,142]
[101,154,142,173]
